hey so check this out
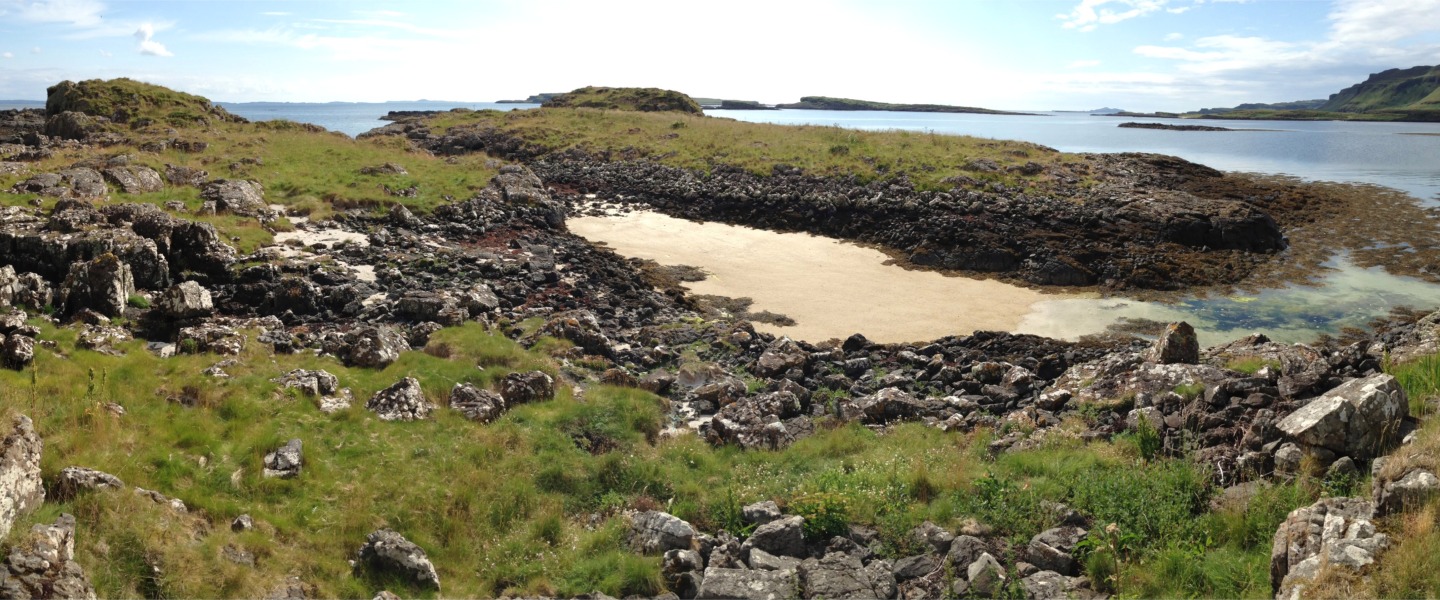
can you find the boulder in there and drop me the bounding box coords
[1,334,34,369]
[275,369,340,398]
[500,371,555,405]
[967,552,1007,598]
[748,548,801,572]
[756,337,808,378]
[702,393,811,450]
[396,290,466,326]
[892,554,940,581]
[1373,468,1440,517]
[163,165,208,187]
[458,283,501,315]
[232,514,255,532]
[177,322,244,355]
[366,377,432,421]
[742,515,806,559]
[54,467,123,501]
[345,325,408,368]
[200,179,269,217]
[0,416,44,540]
[696,567,796,600]
[101,166,164,194]
[1149,321,1199,365]
[262,439,303,479]
[1276,374,1407,460]
[0,514,97,600]
[157,281,213,319]
[76,324,130,355]
[59,253,134,317]
[1271,497,1388,598]
[857,387,924,424]
[357,529,440,590]
[525,310,612,357]
[628,511,697,555]
[742,500,782,526]
[797,552,896,600]
[945,535,989,570]
[449,383,506,423]
[1024,526,1086,576]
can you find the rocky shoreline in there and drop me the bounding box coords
[3,82,1440,598]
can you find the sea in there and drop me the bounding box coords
[7,98,1440,341]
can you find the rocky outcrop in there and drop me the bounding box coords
[1276,374,1406,462]
[696,567,796,600]
[629,511,697,555]
[500,371,555,405]
[275,369,339,398]
[1372,465,1440,517]
[797,552,896,600]
[157,281,213,319]
[356,529,440,590]
[1271,497,1388,599]
[200,180,269,217]
[0,514,97,599]
[449,383,505,423]
[367,377,431,421]
[1149,321,1199,365]
[0,416,43,540]
[59,253,134,317]
[54,467,123,501]
[344,325,408,368]
[101,166,164,194]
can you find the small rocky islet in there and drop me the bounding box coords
[1,79,1439,598]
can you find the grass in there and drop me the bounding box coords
[424,106,1080,192]
[1225,357,1282,376]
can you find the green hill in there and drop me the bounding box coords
[1320,65,1440,112]
[46,77,244,126]
[541,86,703,114]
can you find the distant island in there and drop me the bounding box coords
[497,92,561,104]
[1118,121,1233,132]
[707,100,778,111]
[776,96,1038,116]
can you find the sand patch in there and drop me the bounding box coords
[569,211,1066,344]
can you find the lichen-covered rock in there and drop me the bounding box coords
[1,334,34,370]
[1373,468,1440,517]
[76,324,130,355]
[59,253,134,317]
[743,515,806,559]
[524,310,612,357]
[157,281,213,319]
[396,290,467,326]
[1024,526,1086,576]
[54,467,123,501]
[697,567,796,600]
[177,322,244,355]
[449,383,505,423]
[101,165,164,194]
[1149,321,1199,365]
[366,377,431,421]
[500,371,555,405]
[200,179,268,217]
[798,552,896,600]
[262,439,303,479]
[275,369,339,398]
[1271,497,1388,598]
[344,325,408,368]
[357,529,440,590]
[0,416,44,540]
[1276,374,1406,460]
[163,164,208,187]
[702,392,812,450]
[0,514,97,600]
[629,511,697,555]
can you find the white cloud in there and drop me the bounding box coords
[31,46,41,54]
[135,22,173,57]
[1166,6,1192,13]
[1057,0,1170,32]
[1069,59,1102,68]
[98,49,110,57]
[3,0,105,27]
[1164,32,1184,41]
[1,52,12,59]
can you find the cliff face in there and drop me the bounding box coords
[1320,65,1440,112]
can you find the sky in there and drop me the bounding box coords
[1,0,1438,111]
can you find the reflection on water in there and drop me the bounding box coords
[1018,254,1440,346]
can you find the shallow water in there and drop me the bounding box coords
[572,210,1440,346]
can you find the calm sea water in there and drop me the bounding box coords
[708,109,1440,204]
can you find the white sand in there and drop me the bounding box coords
[569,211,1071,344]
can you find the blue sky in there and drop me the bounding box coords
[1,0,1437,111]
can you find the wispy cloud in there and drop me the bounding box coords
[135,22,173,57]
[1164,32,1184,41]
[1069,59,1102,68]
[261,11,290,16]
[30,46,41,54]
[1,52,12,59]
[2,0,105,27]
[1057,0,1170,32]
